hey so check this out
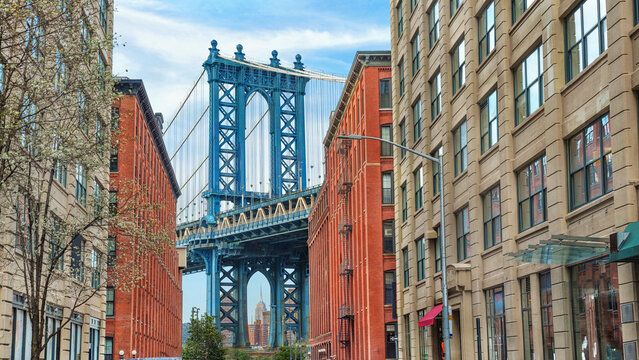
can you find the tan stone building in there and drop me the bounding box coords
[391,0,639,358]
[0,1,114,360]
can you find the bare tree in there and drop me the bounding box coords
[0,2,175,360]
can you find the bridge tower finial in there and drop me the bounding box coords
[235,44,245,60]
[294,54,304,70]
[209,40,220,58]
[270,50,280,67]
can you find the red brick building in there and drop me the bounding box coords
[308,51,396,360]
[107,78,182,359]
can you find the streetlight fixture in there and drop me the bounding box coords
[131,350,137,359]
[337,134,451,360]
[118,350,124,360]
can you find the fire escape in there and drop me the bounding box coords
[336,137,353,348]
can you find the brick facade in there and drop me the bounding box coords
[107,79,182,358]
[308,52,395,360]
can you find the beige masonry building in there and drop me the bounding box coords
[391,0,639,358]
[0,1,114,360]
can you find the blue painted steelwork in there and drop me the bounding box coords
[202,40,309,226]
[181,43,315,346]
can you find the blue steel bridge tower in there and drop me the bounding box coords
[179,40,315,348]
[203,40,309,225]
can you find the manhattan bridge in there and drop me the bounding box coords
[163,40,344,347]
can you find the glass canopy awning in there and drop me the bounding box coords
[507,234,609,265]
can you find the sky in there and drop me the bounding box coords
[112,0,390,323]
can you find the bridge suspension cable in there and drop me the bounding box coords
[165,55,343,225]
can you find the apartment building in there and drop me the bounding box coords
[0,1,114,360]
[391,0,639,358]
[308,51,396,359]
[107,79,182,359]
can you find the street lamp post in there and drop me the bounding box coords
[337,134,451,360]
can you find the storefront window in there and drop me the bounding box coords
[571,258,621,360]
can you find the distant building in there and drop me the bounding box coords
[248,290,271,346]
[106,78,183,358]
[308,51,395,359]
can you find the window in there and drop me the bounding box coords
[383,220,395,253]
[384,270,396,305]
[381,125,393,156]
[565,0,607,81]
[411,0,418,11]
[401,184,408,222]
[0,61,3,91]
[386,323,398,359]
[45,315,61,360]
[53,158,67,187]
[50,217,63,271]
[479,1,495,63]
[518,155,547,231]
[400,120,406,158]
[456,207,470,261]
[107,236,116,267]
[486,286,506,360]
[105,337,113,360]
[94,182,103,221]
[512,0,531,23]
[432,147,442,195]
[540,271,555,360]
[569,114,613,209]
[110,152,118,172]
[111,107,119,130]
[411,33,420,75]
[90,249,101,289]
[571,259,621,360]
[635,0,639,25]
[106,287,115,317]
[380,79,392,109]
[454,121,467,176]
[429,1,440,48]
[514,45,544,125]
[404,314,412,358]
[416,237,425,281]
[397,1,404,37]
[418,309,427,358]
[109,190,117,216]
[78,91,87,134]
[451,0,462,16]
[75,163,86,206]
[70,235,83,281]
[483,185,501,249]
[69,322,82,360]
[99,0,107,31]
[403,248,410,287]
[521,277,534,360]
[480,90,498,153]
[89,323,99,360]
[12,305,32,360]
[399,59,405,96]
[412,99,421,140]
[434,227,442,272]
[382,172,394,204]
[452,40,465,95]
[430,73,441,120]
[414,167,423,210]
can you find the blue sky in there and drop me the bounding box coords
[112,0,390,322]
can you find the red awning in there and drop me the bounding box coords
[418,304,443,327]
